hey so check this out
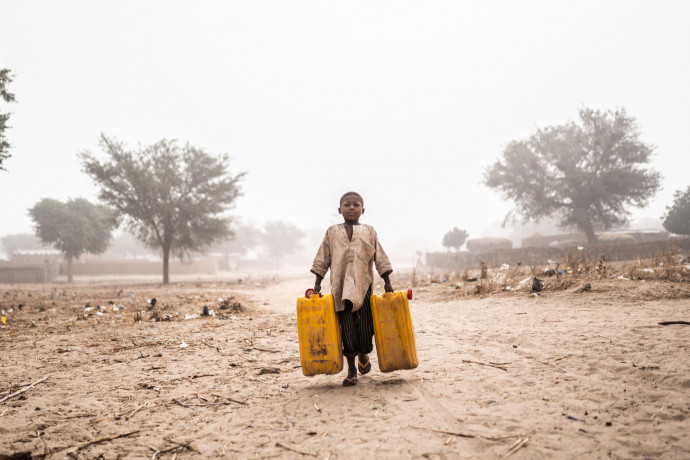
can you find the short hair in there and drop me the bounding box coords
[340,191,364,206]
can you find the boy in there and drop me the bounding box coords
[311,192,394,386]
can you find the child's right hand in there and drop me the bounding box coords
[314,274,323,294]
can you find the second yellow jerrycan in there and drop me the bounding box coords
[296,293,343,376]
[370,290,419,372]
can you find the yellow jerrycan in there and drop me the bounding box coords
[296,292,343,376]
[370,290,419,372]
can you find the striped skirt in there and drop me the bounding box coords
[338,285,374,358]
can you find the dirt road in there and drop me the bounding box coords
[1,276,689,458]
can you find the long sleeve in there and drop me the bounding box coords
[374,235,393,277]
[310,232,331,278]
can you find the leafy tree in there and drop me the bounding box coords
[0,233,47,258]
[0,68,16,171]
[262,221,304,265]
[442,227,468,251]
[209,223,261,269]
[81,135,245,284]
[28,198,117,282]
[485,108,661,244]
[663,186,690,236]
[210,223,261,256]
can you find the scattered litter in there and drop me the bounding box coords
[617,276,630,281]
[576,283,592,293]
[259,367,280,375]
[114,315,121,318]
[500,263,510,271]
[517,276,532,288]
[84,307,94,312]
[96,311,104,316]
[201,306,215,317]
[178,341,189,348]
[532,277,543,292]
[184,314,199,320]
[218,298,243,312]
[1,316,6,324]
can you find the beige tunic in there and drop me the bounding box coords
[310,224,393,312]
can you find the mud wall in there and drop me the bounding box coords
[427,238,690,270]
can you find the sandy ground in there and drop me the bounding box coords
[1,275,689,459]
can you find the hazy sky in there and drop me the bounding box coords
[2,1,689,253]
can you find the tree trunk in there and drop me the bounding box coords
[583,222,597,245]
[162,246,170,285]
[67,256,73,283]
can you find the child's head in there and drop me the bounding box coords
[339,191,363,207]
[339,191,364,223]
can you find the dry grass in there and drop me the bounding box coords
[398,247,690,299]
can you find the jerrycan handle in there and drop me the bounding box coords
[305,288,322,298]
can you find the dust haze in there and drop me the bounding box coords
[1,4,690,458]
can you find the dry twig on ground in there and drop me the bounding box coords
[0,376,49,404]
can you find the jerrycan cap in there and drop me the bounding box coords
[305,288,320,298]
[407,289,413,300]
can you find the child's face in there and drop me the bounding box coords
[339,196,364,224]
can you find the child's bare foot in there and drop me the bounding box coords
[343,356,357,386]
[357,353,371,375]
